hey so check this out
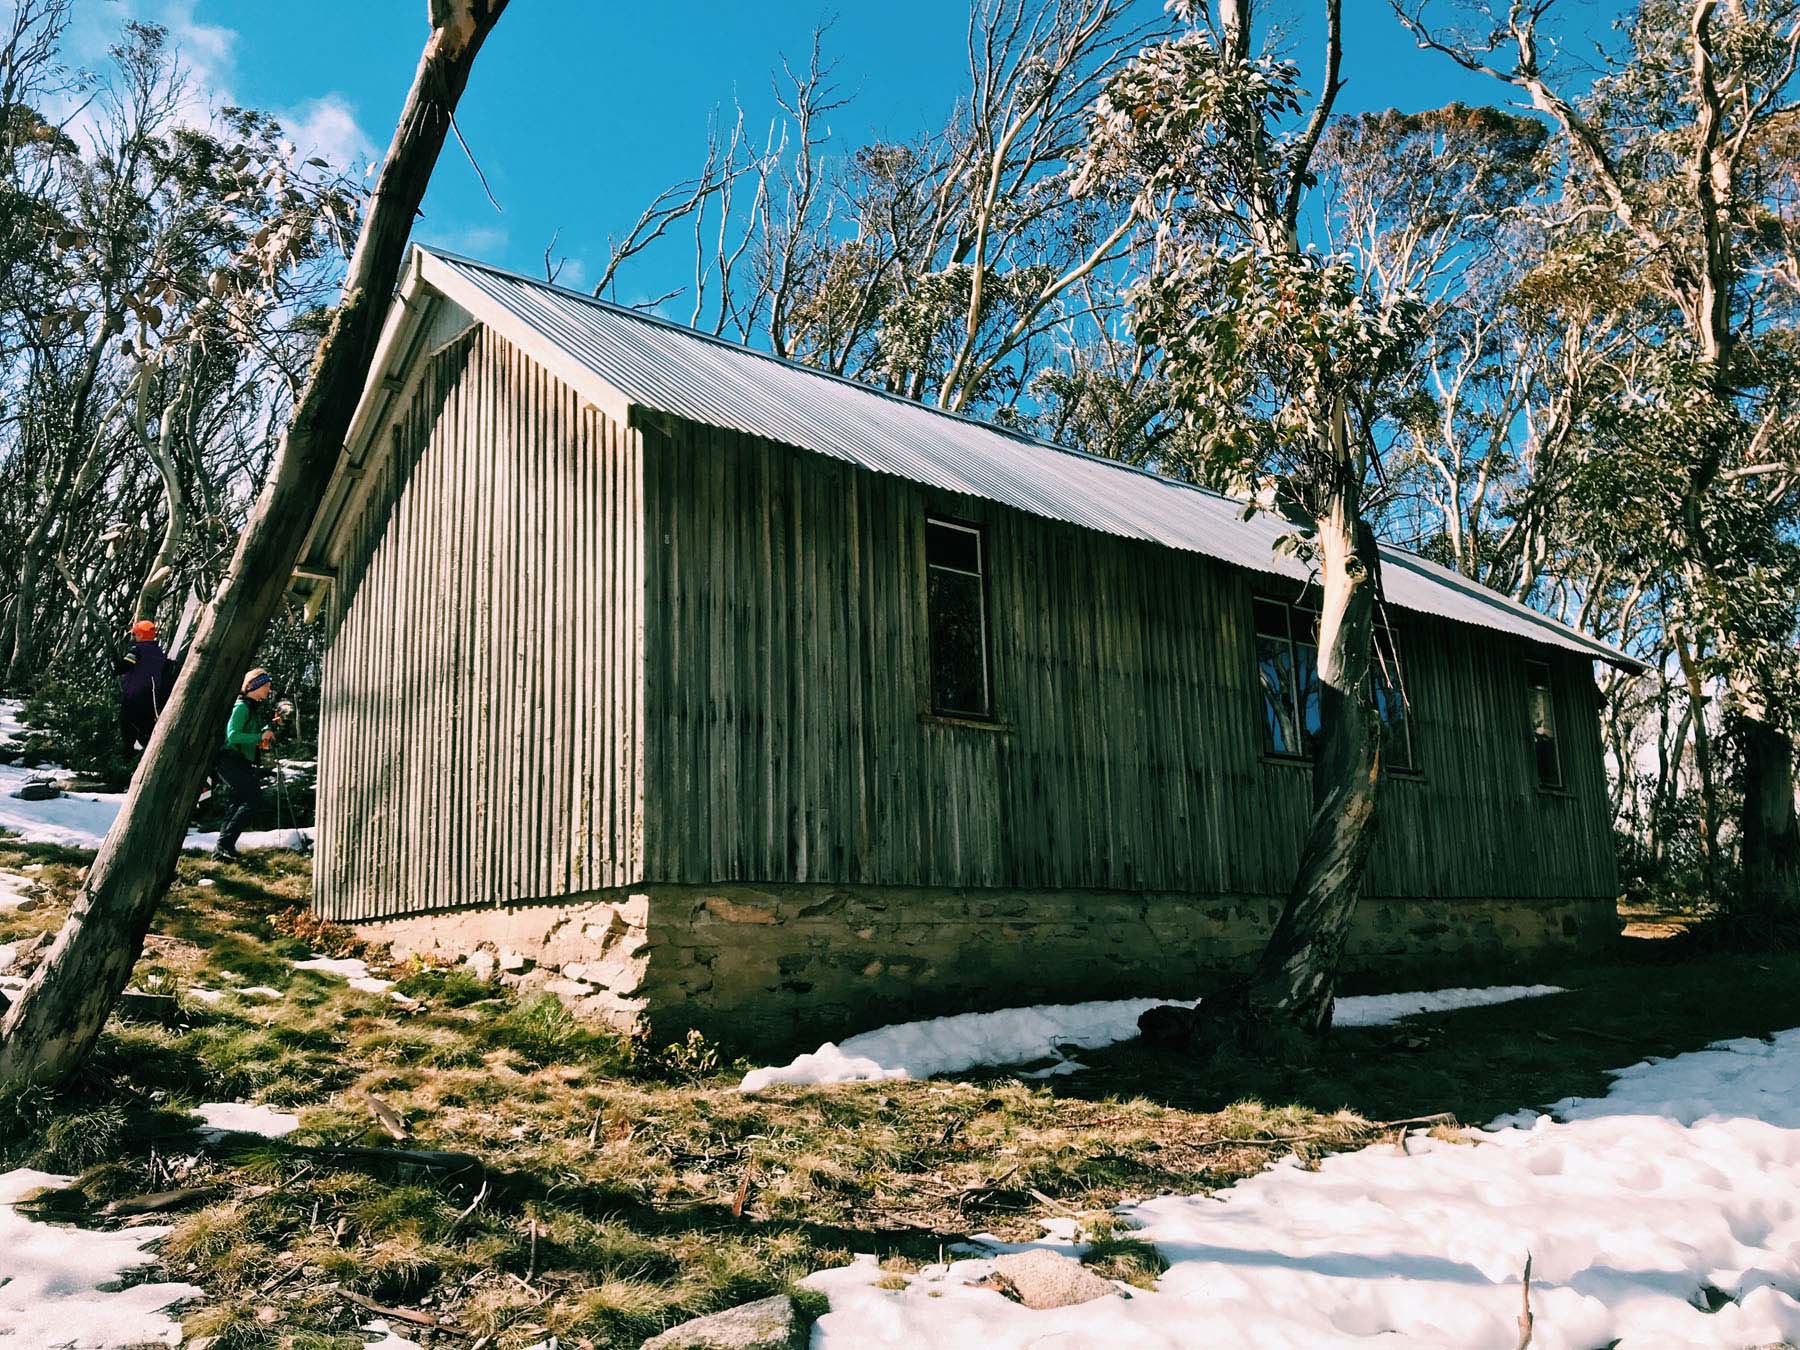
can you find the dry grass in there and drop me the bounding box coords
[3,840,1799,1347]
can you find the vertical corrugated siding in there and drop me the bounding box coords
[316,327,643,922]
[642,419,1620,901]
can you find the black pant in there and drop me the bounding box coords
[214,753,262,851]
[121,706,154,754]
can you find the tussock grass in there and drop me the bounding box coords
[4,840,1800,1345]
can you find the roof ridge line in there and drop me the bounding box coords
[418,246,1639,669]
[418,244,1257,505]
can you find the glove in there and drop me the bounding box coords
[260,729,275,750]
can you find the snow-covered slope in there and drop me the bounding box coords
[808,1029,1800,1348]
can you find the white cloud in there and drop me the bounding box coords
[283,93,375,171]
[60,0,372,170]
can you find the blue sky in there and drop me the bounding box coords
[76,0,1629,303]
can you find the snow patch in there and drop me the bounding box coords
[293,954,392,994]
[807,1029,1800,1348]
[190,1101,299,1140]
[0,1167,203,1347]
[359,1320,423,1349]
[1331,983,1567,1026]
[741,985,1566,1090]
[0,871,35,911]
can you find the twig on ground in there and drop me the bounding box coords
[444,1177,489,1238]
[256,1262,303,1296]
[1517,1252,1534,1348]
[733,1166,753,1218]
[341,1289,472,1337]
[1029,1188,1079,1216]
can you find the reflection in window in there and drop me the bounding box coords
[1525,658,1561,788]
[1254,597,1317,757]
[1252,595,1414,771]
[1373,627,1415,772]
[926,519,990,718]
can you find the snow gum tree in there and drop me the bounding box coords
[1079,0,1425,1046]
[1400,0,1800,929]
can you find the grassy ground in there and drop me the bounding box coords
[1,844,1795,1349]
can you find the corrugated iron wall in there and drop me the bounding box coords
[640,416,1619,901]
[315,326,644,922]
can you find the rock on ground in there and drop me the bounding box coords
[640,1293,807,1349]
[990,1249,1120,1310]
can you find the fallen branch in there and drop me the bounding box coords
[341,1289,472,1337]
[99,1185,225,1218]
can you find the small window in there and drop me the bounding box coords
[926,519,991,718]
[1251,594,1414,771]
[1525,658,1562,789]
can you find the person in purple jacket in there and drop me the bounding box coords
[116,619,178,755]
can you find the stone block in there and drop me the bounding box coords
[641,1294,806,1349]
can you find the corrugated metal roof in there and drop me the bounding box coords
[421,247,1636,667]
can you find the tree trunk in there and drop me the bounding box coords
[5,545,39,690]
[0,0,509,1089]
[1175,454,1383,1052]
[1737,680,1800,927]
[1672,630,1721,901]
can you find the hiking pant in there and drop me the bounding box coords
[214,753,262,851]
[121,703,155,755]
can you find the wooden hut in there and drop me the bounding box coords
[291,247,1637,1050]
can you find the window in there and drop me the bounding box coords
[926,519,991,718]
[1525,658,1562,789]
[1372,626,1415,773]
[1252,594,1415,771]
[1254,597,1319,758]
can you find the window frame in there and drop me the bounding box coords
[1248,591,1420,776]
[1371,622,1419,776]
[1524,656,1565,792]
[1252,594,1318,763]
[924,516,995,722]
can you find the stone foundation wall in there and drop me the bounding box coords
[360,885,1620,1054]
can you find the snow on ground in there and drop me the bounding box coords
[358,1321,423,1349]
[0,871,33,910]
[0,699,311,853]
[808,1029,1800,1349]
[741,985,1567,1091]
[293,954,392,994]
[190,1101,299,1141]
[0,1167,203,1347]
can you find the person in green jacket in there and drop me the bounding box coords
[213,668,275,862]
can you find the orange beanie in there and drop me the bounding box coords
[131,619,157,641]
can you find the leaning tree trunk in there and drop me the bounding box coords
[1235,478,1381,1034]
[0,0,510,1089]
[1155,434,1384,1057]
